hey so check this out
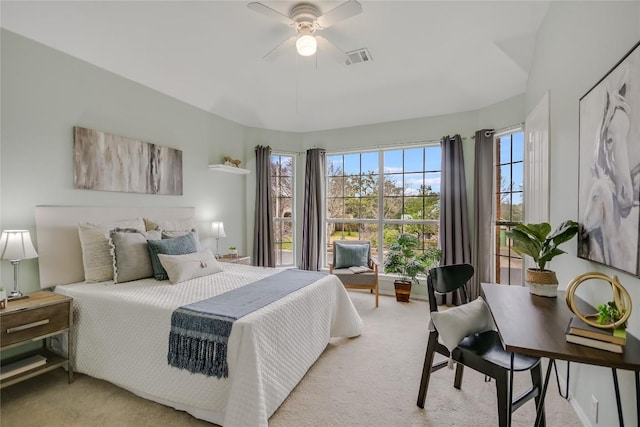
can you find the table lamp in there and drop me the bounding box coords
[0,230,38,300]
[211,221,226,258]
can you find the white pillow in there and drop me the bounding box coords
[430,297,496,353]
[78,218,145,282]
[157,249,223,285]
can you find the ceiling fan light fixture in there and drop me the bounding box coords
[296,33,317,56]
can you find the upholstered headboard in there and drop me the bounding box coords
[35,206,195,287]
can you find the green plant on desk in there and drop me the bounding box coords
[597,300,627,327]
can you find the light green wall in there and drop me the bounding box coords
[3,3,639,423]
[526,2,640,426]
[0,29,250,291]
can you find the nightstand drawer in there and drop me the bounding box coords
[1,303,70,347]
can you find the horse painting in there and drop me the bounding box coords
[578,42,640,275]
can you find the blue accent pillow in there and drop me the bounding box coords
[147,233,198,280]
[335,242,369,269]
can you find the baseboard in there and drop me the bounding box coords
[569,392,592,427]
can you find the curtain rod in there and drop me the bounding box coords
[323,136,467,155]
[471,122,524,139]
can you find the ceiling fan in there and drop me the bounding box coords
[247,0,363,62]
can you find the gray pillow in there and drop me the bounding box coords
[335,242,370,269]
[147,233,198,280]
[109,229,162,283]
[161,229,201,249]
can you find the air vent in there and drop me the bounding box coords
[345,48,373,66]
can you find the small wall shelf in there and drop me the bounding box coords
[208,164,250,174]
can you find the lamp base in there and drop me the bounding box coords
[8,290,28,301]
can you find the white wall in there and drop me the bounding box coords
[527,2,640,426]
[0,30,250,291]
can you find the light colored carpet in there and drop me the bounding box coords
[1,290,583,427]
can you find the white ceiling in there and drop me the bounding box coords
[1,1,550,132]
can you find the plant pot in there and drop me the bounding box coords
[394,280,412,302]
[526,269,558,297]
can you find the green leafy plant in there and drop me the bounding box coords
[383,234,441,284]
[506,220,579,271]
[228,246,237,250]
[597,301,626,325]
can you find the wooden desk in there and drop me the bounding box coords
[481,283,640,427]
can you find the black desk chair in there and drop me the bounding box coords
[416,264,545,427]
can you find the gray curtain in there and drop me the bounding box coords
[253,145,276,267]
[301,148,326,270]
[469,129,495,300]
[437,134,471,305]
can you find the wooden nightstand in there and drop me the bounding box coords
[218,255,251,265]
[0,291,73,388]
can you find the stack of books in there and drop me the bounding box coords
[565,316,626,353]
[0,354,48,380]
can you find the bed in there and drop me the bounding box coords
[35,206,363,427]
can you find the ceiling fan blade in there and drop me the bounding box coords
[316,0,362,28]
[247,2,293,26]
[316,36,348,65]
[263,36,296,61]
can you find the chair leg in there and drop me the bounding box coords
[454,363,464,389]
[531,363,545,427]
[374,283,379,308]
[495,371,510,427]
[417,332,438,408]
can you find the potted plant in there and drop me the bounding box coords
[384,234,441,302]
[228,246,238,257]
[506,220,579,297]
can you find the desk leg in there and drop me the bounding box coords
[553,360,570,399]
[635,371,639,427]
[612,368,624,427]
[508,352,514,427]
[535,359,555,427]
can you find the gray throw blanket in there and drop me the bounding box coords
[168,269,327,378]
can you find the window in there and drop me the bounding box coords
[271,154,295,266]
[494,131,524,285]
[325,146,441,270]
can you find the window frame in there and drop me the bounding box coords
[324,145,441,271]
[493,128,525,285]
[271,152,296,267]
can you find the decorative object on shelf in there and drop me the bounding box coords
[74,126,183,195]
[383,234,441,302]
[0,287,6,309]
[506,220,578,297]
[0,230,38,300]
[577,41,640,276]
[565,271,632,330]
[223,156,241,168]
[228,246,238,257]
[211,221,227,258]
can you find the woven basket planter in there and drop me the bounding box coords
[394,280,412,302]
[526,269,558,297]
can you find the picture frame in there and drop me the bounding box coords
[73,126,183,196]
[577,41,640,276]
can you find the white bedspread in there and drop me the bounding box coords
[55,263,363,426]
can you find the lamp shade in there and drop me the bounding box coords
[296,34,317,56]
[0,230,38,261]
[211,222,227,239]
